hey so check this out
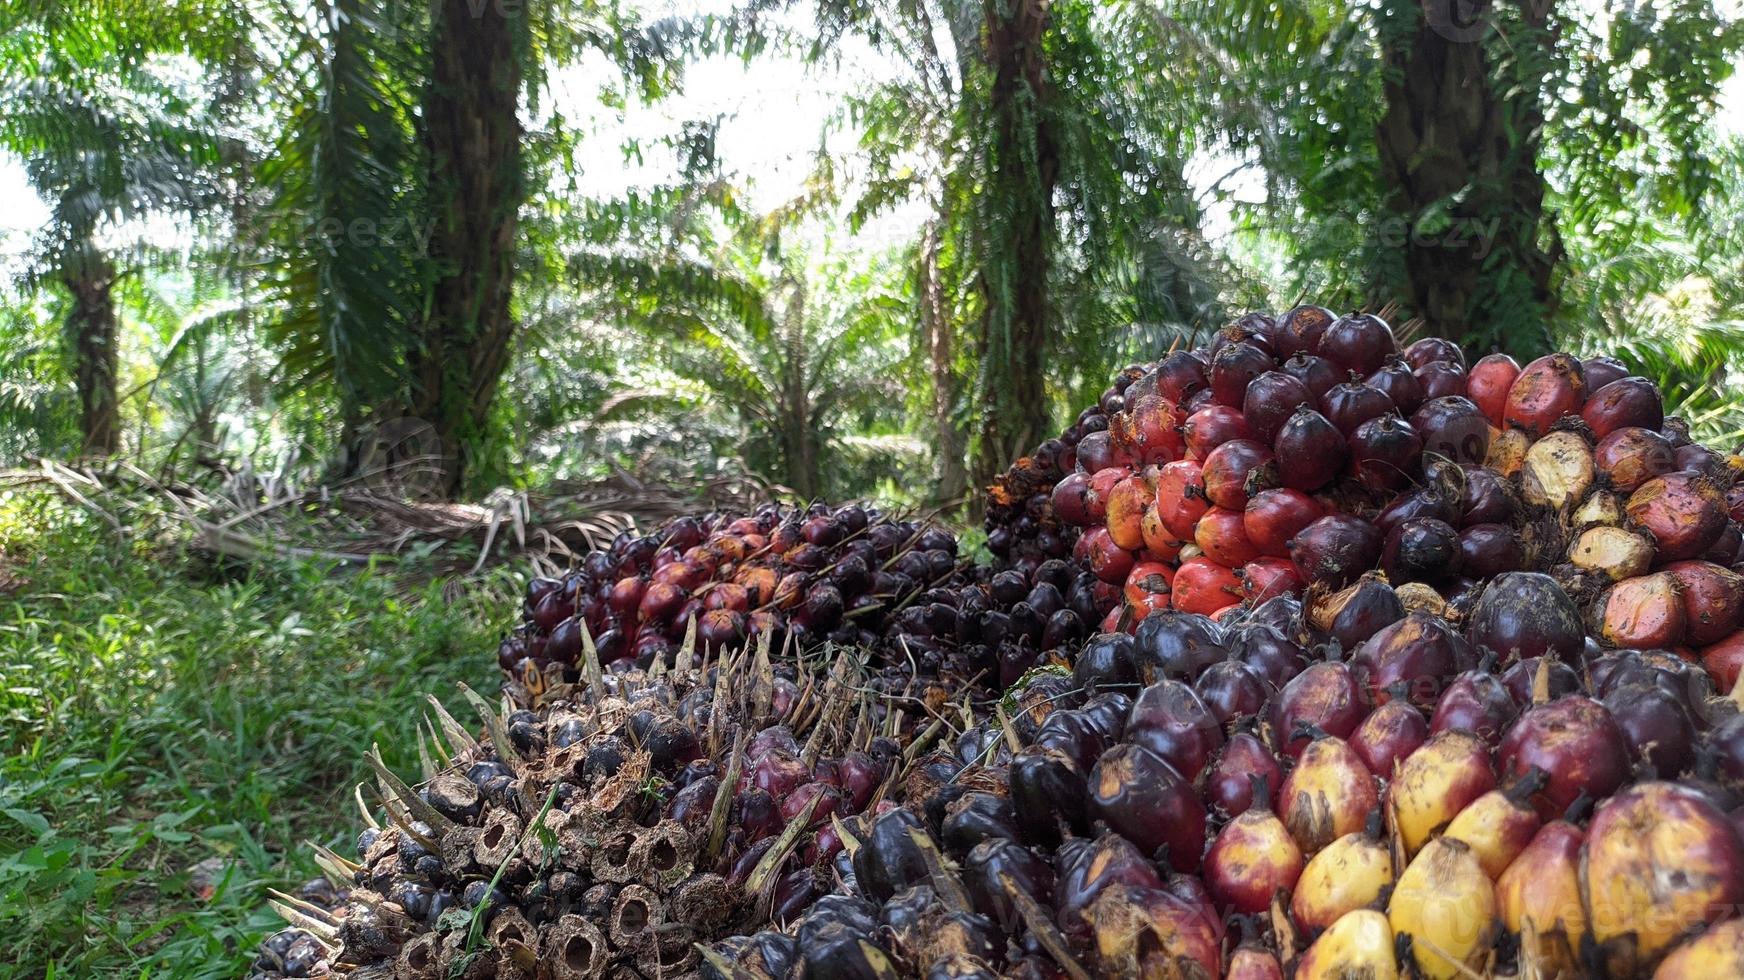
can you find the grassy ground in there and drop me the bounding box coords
[0,492,520,979]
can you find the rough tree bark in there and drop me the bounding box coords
[1375,0,1559,355]
[920,218,969,504]
[975,0,1058,488]
[410,0,526,496]
[62,246,120,455]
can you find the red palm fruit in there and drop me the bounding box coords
[1211,341,1276,407]
[1430,668,1518,743]
[1595,572,1687,649]
[1195,506,1259,566]
[1205,732,1284,817]
[1082,526,1136,585]
[1150,350,1210,406]
[1628,470,1730,561]
[1466,353,1522,427]
[1582,355,1630,391]
[735,565,779,605]
[1104,474,1155,551]
[1406,336,1466,369]
[1123,561,1175,608]
[1382,517,1461,585]
[1701,630,1744,691]
[1088,744,1208,872]
[1496,820,1587,973]
[1267,304,1336,358]
[1051,471,1097,526]
[1138,508,1184,561]
[1227,936,1285,980]
[1503,353,1587,437]
[1465,571,1586,663]
[1279,734,1378,855]
[1319,313,1396,376]
[1288,514,1383,589]
[1584,782,1744,976]
[1594,425,1677,493]
[1581,375,1664,438]
[1664,562,1744,646]
[1086,465,1128,523]
[1127,679,1225,779]
[1270,661,1366,759]
[1085,883,1221,980]
[1206,775,1303,914]
[637,580,687,624]
[1320,382,1396,436]
[1195,660,1273,725]
[1272,406,1347,490]
[1391,729,1496,855]
[1351,699,1429,778]
[1245,488,1326,557]
[1240,557,1306,603]
[1203,438,1273,510]
[698,608,745,649]
[1348,413,1423,491]
[1415,360,1468,401]
[1365,356,1424,416]
[1498,696,1631,820]
[1410,395,1489,464]
[704,582,750,612]
[1243,371,1314,444]
[1354,611,1475,709]
[772,570,806,609]
[606,576,646,618]
[1281,352,1342,399]
[1153,459,1210,541]
[1124,393,1185,461]
[1181,404,1253,458]
[1171,557,1244,616]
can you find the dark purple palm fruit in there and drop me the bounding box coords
[1353,611,1477,711]
[1498,656,1582,707]
[1211,342,1276,408]
[941,793,1022,855]
[1008,745,1089,845]
[1227,623,1310,689]
[1382,517,1462,585]
[1130,610,1227,683]
[1242,369,1314,446]
[1415,360,1469,400]
[1126,680,1225,779]
[1054,833,1166,943]
[1375,485,1461,533]
[1280,352,1342,400]
[1348,413,1423,491]
[1288,514,1384,589]
[1272,406,1347,491]
[962,837,1055,933]
[1204,730,1285,817]
[1269,661,1366,758]
[1430,661,1520,743]
[1412,395,1491,465]
[853,808,931,902]
[1457,523,1526,578]
[1465,572,1586,663]
[1320,382,1396,436]
[1319,312,1397,376]
[1603,680,1697,777]
[1194,659,1274,726]
[1086,743,1208,872]
[1313,571,1406,650]
[1365,356,1425,416]
[1405,336,1466,369]
[1265,304,1336,358]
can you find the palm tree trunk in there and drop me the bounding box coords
[1375,0,1559,355]
[62,249,120,455]
[976,0,1057,487]
[411,0,526,496]
[920,218,968,504]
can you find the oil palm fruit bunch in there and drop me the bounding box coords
[499,503,982,708]
[246,877,352,979]
[1044,307,1744,686]
[247,634,958,980]
[983,364,1149,568]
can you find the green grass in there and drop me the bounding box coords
[0,492,520,978]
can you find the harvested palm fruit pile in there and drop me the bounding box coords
[251,309,1744,979]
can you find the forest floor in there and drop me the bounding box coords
[0,491,519,979]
